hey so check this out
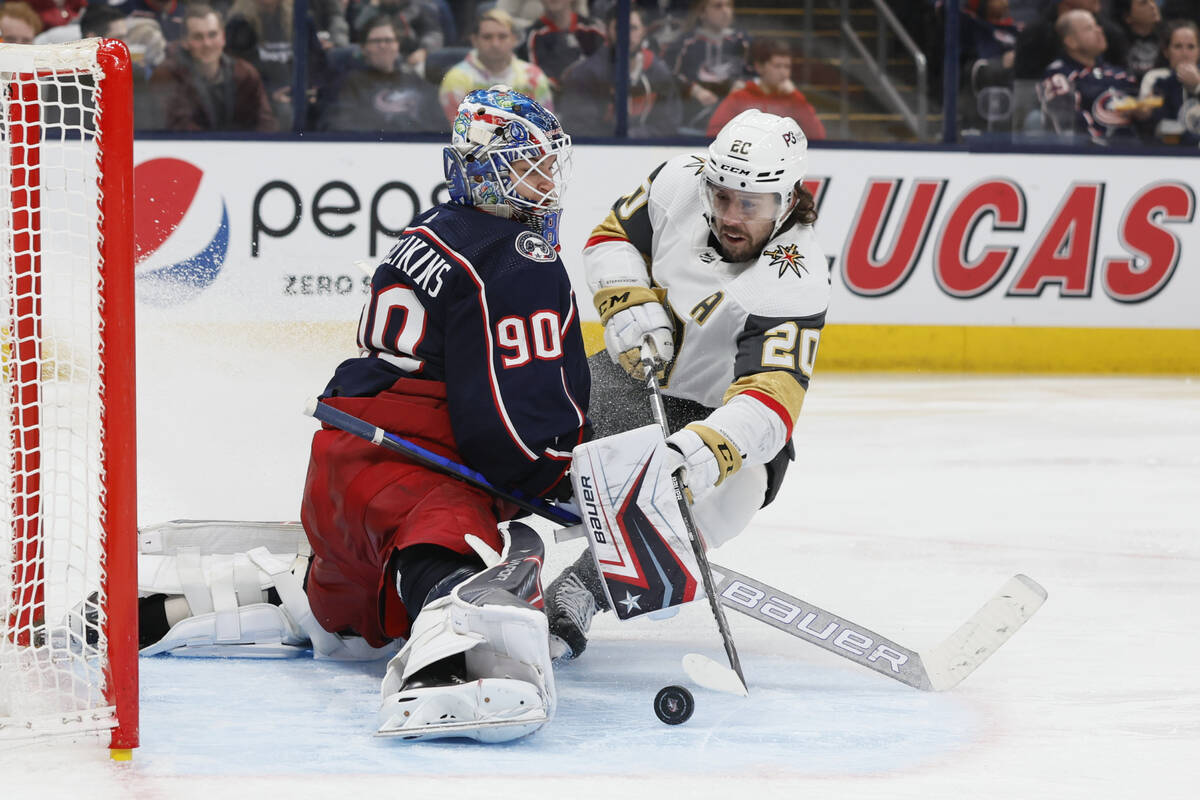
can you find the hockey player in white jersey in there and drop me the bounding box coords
[545,109,829,660]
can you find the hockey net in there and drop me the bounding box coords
[0,39,137,754]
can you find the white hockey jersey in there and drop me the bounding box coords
[583,152,829,442]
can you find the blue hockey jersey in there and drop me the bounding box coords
[1039,56,1140,141]
[320,203,591,498]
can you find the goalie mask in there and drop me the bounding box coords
[444,85,573,248]
[700,109,808,260]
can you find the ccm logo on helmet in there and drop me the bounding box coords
[718,163,751,175]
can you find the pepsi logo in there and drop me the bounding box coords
[135,157,229,306]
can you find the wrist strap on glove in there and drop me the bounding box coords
[683,422,743,487]
[593,285,668,324]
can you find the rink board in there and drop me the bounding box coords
[128,141,1200,373]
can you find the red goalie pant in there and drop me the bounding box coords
[300,378,508,648]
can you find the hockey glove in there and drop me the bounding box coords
[664,424,743,503]
[594,285,674,380]
[603,303,674,380]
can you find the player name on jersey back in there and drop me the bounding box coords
[381,234,453,298]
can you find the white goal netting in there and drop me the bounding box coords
[0,40,117,743]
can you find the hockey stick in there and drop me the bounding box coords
[304,398,579,527]
[641,346,749,697]
[708,563,1046,691]
[305,398,1045,691]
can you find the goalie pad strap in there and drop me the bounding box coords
[246,547,346,658]
[683,422,742,486]
[211,557,243,642]
[592,285,668,324]
[234,558,261,607]
[177,549,214,616]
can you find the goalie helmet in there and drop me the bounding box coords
[700,109,808,243]
[444,85,573,248]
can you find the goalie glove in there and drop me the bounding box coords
[594,285,674,379]
[665,424,743,503]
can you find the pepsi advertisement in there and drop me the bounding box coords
[132,141,1200,331]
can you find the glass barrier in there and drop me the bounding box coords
[10,0,1198,149]
[954,0,1200,149]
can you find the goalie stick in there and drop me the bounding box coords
[304,399,1046,691]
[304,399,578,526]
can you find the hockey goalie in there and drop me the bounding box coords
[134,86,590,743]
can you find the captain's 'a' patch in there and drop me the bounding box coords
[515,231,556,262]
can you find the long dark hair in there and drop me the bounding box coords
[784,182,818,228]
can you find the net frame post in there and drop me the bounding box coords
[94,37,138,756]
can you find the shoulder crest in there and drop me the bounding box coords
[514,230,556,263]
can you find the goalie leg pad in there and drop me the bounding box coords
[377,523,554,742]
[569,424,701,620]
[138,519,397,661]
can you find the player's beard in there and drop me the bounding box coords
[714,222,772,263]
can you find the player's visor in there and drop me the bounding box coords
[701,179,783,227]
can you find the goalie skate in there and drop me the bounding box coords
[376,522,555,743]
[376,678,550,742]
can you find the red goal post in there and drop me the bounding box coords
[0,38,137,756]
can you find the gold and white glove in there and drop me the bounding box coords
[594,285,674,379]
[664,424,743,503]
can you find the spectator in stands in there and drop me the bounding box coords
[124,0,185,43]
[499,0,591,35]
[601,0,691,57]
[439,8,553,121]
[962,0,1021,71]
[78,5,168,129]
[959,0,1021,131]
[125,16,168,127]
[79,4,129,42]
[518,0,606,90]
[226,0,329,128]
[311,0,349,49]
[149,4,276,131]
[1114,0,1163,82]
[0,1,41,43]
[1038,8,1148,142]
[558,6,681,137]
[320,16,441,131]
[1016,0,1129,80]
[666,0,751,131]
[1139,19,1200,145]
[706,37,825,139]
[351,0,444,65]
[26,0,83,31]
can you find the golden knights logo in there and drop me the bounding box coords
[764,243,806,278]
[687,154,707,175]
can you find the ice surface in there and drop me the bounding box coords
[3,320,1197,800]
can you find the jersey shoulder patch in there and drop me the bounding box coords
[514,230,556,263]
[761,242,808,280]
[731,226,830,319]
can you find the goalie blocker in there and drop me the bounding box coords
[568,424,703,619]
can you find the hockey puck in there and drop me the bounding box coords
[653,685,695,725]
